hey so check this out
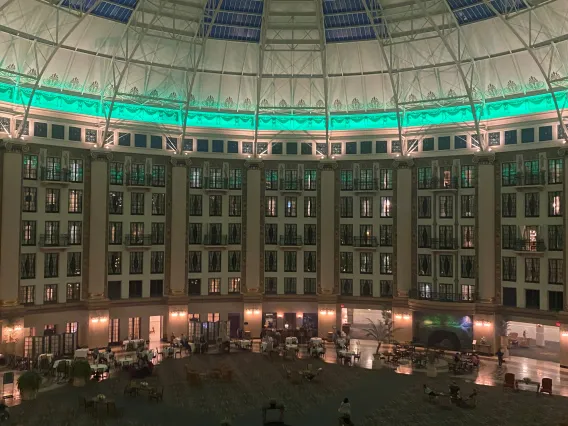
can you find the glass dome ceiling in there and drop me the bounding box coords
[0,0,566,139]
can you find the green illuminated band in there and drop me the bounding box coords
[0,82,565,132]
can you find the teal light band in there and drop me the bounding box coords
[1,82,565,132]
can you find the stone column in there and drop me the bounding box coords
[168,157,189,297]
[393,159,414,297]
[317,160,339,335]
[243,159,263,337]
[87,310,110,348]
[0,141,25,306]
[87,151,111,299]
[562,148,568,310]
[474,152,497,303]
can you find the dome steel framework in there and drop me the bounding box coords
[0,0,566,153]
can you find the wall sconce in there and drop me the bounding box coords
[394,314,402,320]
[561,331,568,337]
[402,314,411,320]
[277,313,283,318]
[319,309,334,315]
[170,310,187,318]
[91,316,108,324]
[245,309,253,314]
[297,314,303,319]
[475,320,492,327]
[253,309,260,315]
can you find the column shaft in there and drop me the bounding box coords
[244,160,262,293]
[394,160,413,296]
[318,162,337,293]
[169,161,188,295]
[0,145,23,304]
[87,153,109,298]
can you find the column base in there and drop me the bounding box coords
[317,295,339,339]
[243,294,262,338]
[88,310,110,348]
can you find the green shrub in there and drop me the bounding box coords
[71,359,92,380]
[17,371,42,393]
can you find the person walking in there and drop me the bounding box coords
[338,397,354,425]
[496,347,504,366]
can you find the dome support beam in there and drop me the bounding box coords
[14,0,107,138]
[414,0,484,150]
[315,0,330,155]
[101,0,162,147]
[179,0,226,147]
[361,0,404,151]
[253,0,270,158]
[484,0,568,142]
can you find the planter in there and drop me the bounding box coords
[426,364,438,378]
[73,377,86,387]
[372,358,384,370]
[20,389,37,401]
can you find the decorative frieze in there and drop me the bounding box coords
[1,140,29,153]
[90,150,113,162]
[392,158,414,169]
[170,156,191,167]
[472,151,495,165]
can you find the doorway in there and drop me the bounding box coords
[228,313,240,338]
[149,316,162,350]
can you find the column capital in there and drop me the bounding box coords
[393,157,414,169]
[317,160,337,170]
[1,140,29,154]
[170,155,191,167]
[558,146,568,157]
[245,159,264,170]
[90,149,113,162]
[472,151,496,165]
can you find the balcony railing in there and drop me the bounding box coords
[40,167,69,182]
[431,177,459,190]
[430,238,459,250]
[125,173,153,187]
[409,289,475,303]
[204,178,229,190]
[514,239,546,252]
[203,234,228,245]
[279,179,303,191]
[353,236,378,248]
[39,234,69,247]
[515,172,546,187]
[340,236,354,246]
[124,234,152,246]
[380,236,393,247]
[279,235,303,246]
[353,179,379,191]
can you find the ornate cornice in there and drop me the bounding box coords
[1,140,30,154]
[170,155,191,167]
[90,149,113,161]
[244,159,264,170]
[472,151,496,165]
[558,146,568,157]
[392,157,414,169]
[317,160,338,170]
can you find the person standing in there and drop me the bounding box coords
[496,347,504,366]
[338,397,353,425]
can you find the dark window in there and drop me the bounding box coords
[188,279,201,295]
[134,134,147,148]
[150,280,163,297]
[422,138,434,151]
[150,135,162,149]
[108,281,121,300]
[454,135,467,149]
[376,141,387,153]
[438,136,450,150]
[52,124,64,139]
[69,126,81,141]
[539,126,553,142]
[118,132,131,146]
[34,122,47,137]
[286,142,297,155]
[346,142,357,154]
[360,141,372,154]
[549,291,563,311]
[521,128,535,143]
[502,287,517,307]
[272,142,282,154]
[504,130,517,145]
[129,280,143,298]
[525,289,540,309]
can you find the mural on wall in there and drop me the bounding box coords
[413,312,473,351]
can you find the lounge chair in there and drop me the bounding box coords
[540,378,552,395]
[503,373,517,391]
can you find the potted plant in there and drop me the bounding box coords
[17,371,42,400]
[71,359,92,387]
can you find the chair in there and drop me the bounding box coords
[540,378,552,395]
[148,386,164,402]
[503,373,517,391]
[123,382,137,396]
[79,396,95,413]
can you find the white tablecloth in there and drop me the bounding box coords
[74,348,89,359]
[237,340,252,349]
[119,357,134,366]
[38,353,54,363]
[123,339,145,348]
[90,364,109,372]
[339,350,355,358]
[52,359,72,369]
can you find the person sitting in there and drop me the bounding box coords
[423,384,440,401]
[338,397,353,425]
[449,382,461,404]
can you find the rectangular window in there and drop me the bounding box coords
[340,170,353,191]
[208,168,223,189]
[188,224,202,245]
[152,194,166,215]
[229,169,242,190]
[417,225,431,248]
[284,197,297,217]
[21,220,36,246]
[228,196,241,216]
[109,162,124,185]
[524,258,540,283]
[22,187,37,212]
[228,251,240,272]
[340,252,353,273]
[304,278,316,294]
[189,167,202,188]
[66,283,80,301]
[549,191,562,217]
[304,224,316,245]
[380,196,392,218]
[439,196,453,218]
[340,224,353,246]
[502,287,517,307]
[461,256,475,278]
[208,251,222,273]
[380,225,393,246]
[108,318,120,343]
[128,317,141,339]
[502,193,516,217]
[418,196,431,218]
[150,223,164,245]
[44,157,62,181]
[130,164,146,186]
[265,196,278,217]
[44,284,58,303]
[131,192,145,215]
[461,225,474,248]
[418,167,432,189]
[20,285,35,305]
[208,278,221,295]
[501,162,517,186]
[304,251,316,273]
[228,278,241,294]
[108,281,122,300]
[304,197,316,217]
[22,154,38,180]
[20,254,36,279]
[439,254,453,277]
[524,193,540,217]
[525,289,540,309]
[69,159,83,183]
[108,252,122,275]
[360,197,373,218]
[360,280,373,297]
[284,251,297,272]
[461,195,474,218]
[502,225,516,249]
[44,253,59,278]
[129,281,143,298]
[188,279,201,295]
[549,259,563,285]
[379,253,392,274]
[189,195,202,216]
[109,191,123,214]
[207,313,220,322]
[67,252,81,276]
[548,159,563,184]
[151,165,166,187]
[549,225,563,251]
[45,188,60,213]
[149,280,163,297]
[209,195,223,216]
[129,252,144,274]
[304,169,317,191]
[502,257,516,281]
[379,169,392,190]
[418,254,431,276]
[227,223,241,245]
[341,279,353,296]
[461,165,475,188]
[549,291,563,311]
[264,277,277,294]
[68,189,83,213]
[340,197,353,218]
[265,170,278,191]
[284,278,297,295]
[150,251,164,274]
[108,222,122,245]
